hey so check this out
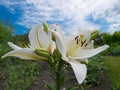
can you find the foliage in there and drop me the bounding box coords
[110,32,120,44]
[109,42,120,56]
[86,55,106,85]
[112,83,120,90]
[101,42,120,56]
[5,59,39,90]
[44,50,68,90]
[95,31,120,45]
[0,20,119,90]
[12,34,29,47]
[0,21,13,43]
[104,56,120,90]
[0,21,40,90]
[0,21,13,78]
[101,32,111,45]
[94,31,120,56]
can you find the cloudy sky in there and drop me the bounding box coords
[0,0,120,34]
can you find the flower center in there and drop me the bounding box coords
[67,34,85,56]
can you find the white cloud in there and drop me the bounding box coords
[108,23,120,34]
[0,0,19,13]
[1,0,120,34]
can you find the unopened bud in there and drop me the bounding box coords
[43,21,49,32]
[90,30,99,40]
[34,48,50,58]
[48,41,56,55]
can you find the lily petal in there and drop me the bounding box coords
[38,26,51,49]
[8,42,21,49]
[29,25,42,49]
[2,48,46,61]
[77,59,88,64]
[48,29,67,60]
[64,36,76,53]
[48,41,56,55]
[85,40,94,49]
[56,34,67,60]
[47,31,52,40]
[69,60,87,84]
[70,45,109,59]
[51,24,64,40]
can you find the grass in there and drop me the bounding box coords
[104,56,120,90]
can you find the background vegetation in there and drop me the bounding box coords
[0,21,39,90]
[0,21,120,90]
[104,56,120,90]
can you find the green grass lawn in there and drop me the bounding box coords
[104,56,120,90]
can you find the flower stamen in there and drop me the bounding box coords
[85,43,88,47]
[75,36,79,40]
[81,40,86,47]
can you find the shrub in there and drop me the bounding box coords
[112,82,120,90]
[5,59,39,90]
[109,43,120,56]
[86,55,106,85]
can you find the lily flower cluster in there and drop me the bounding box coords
[2,22,109,85]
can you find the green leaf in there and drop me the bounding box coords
[44,81,57,90]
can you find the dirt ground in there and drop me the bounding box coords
[0,62,112,90]
[28,63,112,90]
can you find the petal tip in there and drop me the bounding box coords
[1,55,6,59]
[1,56,4,59]
[70,61,87,84]
[105,45,109,48]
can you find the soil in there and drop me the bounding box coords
[0,62,112,90]
[0,79,5,90]
[28,62,112,90]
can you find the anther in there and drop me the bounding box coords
[81,41,84,47]
[75,36,79,40]
[85,44,88,47]
[83,40,86,44]
[76,39,79,44]
[81,40,86,47]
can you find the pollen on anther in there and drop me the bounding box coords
[80,34,84,38]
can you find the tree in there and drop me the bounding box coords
[0,21,13,43]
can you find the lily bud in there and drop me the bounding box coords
[34,48,50,58]
[52,32,56,41]
[48,41,56,55]
[42,21,49,32]
[90,30,99,40]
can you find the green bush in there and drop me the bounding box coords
[86,55,106,85]
[112,82,120,90]
[0,21,41,90]
[109,43,120,56]
[5,59,39,90]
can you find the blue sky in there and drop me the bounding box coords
[0,0,120,35]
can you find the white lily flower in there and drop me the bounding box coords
[49,24,109,84]
[2,24,56,60]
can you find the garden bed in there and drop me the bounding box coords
[0,59,112,90]
[28,62,112,90]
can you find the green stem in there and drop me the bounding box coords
[56,59,64,90]
[47,51,66,90]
